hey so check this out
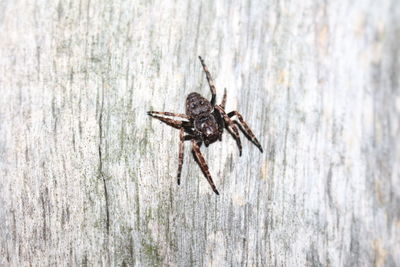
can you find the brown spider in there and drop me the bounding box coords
[148,56,263,195]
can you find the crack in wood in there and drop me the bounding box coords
[98,81,110,235]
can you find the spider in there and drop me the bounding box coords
[148,56,263,195]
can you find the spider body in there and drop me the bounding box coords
[186,92,220,145]
[148,56,263,195]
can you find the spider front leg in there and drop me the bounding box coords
[191,139,219,195]
[147,112,192,129]
[198,56,217,106]
[147,111,190,119]
[228,111,263,153]
[214,105,243,156]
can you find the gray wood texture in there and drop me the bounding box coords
[1,0,399,266]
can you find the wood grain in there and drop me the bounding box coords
[0,0,399,266]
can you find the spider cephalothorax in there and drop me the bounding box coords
[148,56,263,195]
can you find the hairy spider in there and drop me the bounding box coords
[148,56,263,195]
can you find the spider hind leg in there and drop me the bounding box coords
[191,140,219,195]
[215,105,242,156]
[228,111,263,152]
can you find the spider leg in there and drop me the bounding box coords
[215,111,224,141]
[216,89,227,140]
[177,128,185,185]
[148,113,192,129]
[215,105,242,156]
[147,111,190,120]
[198,56,217,106]
[228,111,263,153]
[220,88,227,110]
[177,129,196,185]
[191,140,219,195]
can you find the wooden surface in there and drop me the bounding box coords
[1,0,399,266]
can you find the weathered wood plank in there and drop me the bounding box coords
[0,0,399,266]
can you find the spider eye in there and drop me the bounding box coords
[190,103,196,109]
